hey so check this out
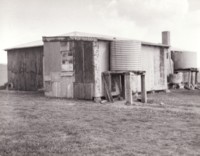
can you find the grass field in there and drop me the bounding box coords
[0,89,200,155]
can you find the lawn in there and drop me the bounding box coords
[0,90,200,155]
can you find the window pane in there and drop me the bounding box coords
[61,50,73,71]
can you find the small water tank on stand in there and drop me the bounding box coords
[111,40,142,71]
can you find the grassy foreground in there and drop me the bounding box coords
[0,90,200,155]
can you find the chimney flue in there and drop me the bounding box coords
[162,31,170,45]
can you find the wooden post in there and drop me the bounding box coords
[119,75,122,96]
[108,73,112,93]
[195,71,198,85]
[141,73,147,103]
[188,71,191,88]
[102,73,113,102]
[191,71,194,86]
[115,75,122,98]
[125,72,133,105]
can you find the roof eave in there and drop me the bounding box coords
[5,45,43,51]
[171,47,196,53]
[141,41,170,48]
[42,36,116,42]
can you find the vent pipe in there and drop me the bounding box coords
[162,31,170,46]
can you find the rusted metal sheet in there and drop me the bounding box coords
[60,76,74,98]
[43,36,98,42]
[74,41,84,83]
[7,47,43,91]
[43,41,75,98]
[84,42,94,83]
[43,42,61,76]
[74,83,93,99]
[74,41,94,99]
[74,41,94,83]
[55,76,74,98]
[74,83,85,99]
[44,72,75,98]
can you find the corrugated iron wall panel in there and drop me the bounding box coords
[111,40,142,71]
[7,47,43,91]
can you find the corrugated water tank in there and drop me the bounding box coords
[111,40,142,71]
[171,51,197,70]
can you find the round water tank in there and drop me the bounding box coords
[172,51,197,70]
[111,40,142,71]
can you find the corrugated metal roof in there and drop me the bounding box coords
[5,31,170,51]
[141,41,169,47]
[45,31,169,47]
[61,31,117,39]
[5,40,43,51]
[44,31,132,41]
[171,47,195,53]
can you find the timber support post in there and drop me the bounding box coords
[141,73,147,103]
[191,71,194,86]
[125,72,133,105]
[188,71,191,88]
[175,68,199,89]
[195,71,198,84]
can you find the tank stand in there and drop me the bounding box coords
[102,70,146,104]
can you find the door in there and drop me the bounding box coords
[74,41,94,99]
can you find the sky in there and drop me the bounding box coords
[0,0,200,66]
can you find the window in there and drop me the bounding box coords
[60,42,74,72]
[61,50,73,71]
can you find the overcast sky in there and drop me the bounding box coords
[0,0,200,66]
